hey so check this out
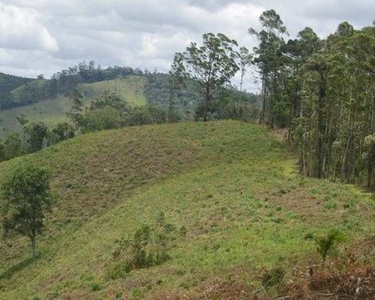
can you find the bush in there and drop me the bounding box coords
[314,229,344,265]
[108,214,181,279]
[261,267,285,290]
[91,283,101,291]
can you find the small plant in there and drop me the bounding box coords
[180,226,187,237]
[314,229,344,265]
[108,212,182,279]
[91,283,101,291]
[261,267,285,290]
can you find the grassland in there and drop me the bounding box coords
[0,76,146,140]
[0,121,374,299]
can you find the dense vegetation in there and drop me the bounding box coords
[0,73,34,109]
[249,10,375,188]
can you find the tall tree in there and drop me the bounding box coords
[1,163,53,259]
[168,53,186,122]
[177,33,240,121]
[249,9,288,127]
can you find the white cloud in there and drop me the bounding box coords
[0,4,58,52]
[0,0,373,93]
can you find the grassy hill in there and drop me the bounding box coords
[0,120,374,299]
[0,76,146,140]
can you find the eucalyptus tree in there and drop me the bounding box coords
[168,53,186,122]
[176,33,240,121]
[249,9,288,127]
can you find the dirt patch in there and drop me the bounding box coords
[306,267,375,299]
[152,279,267,300]
[265,187,324,220]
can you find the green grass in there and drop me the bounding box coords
[0,121,374,299]
[0,76,146,140]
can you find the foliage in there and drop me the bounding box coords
[314,230,344,264]
[0,73,34,110]
[0,62,142,111]
[23,122,49,153]
[0,163,53,258]
[250,11,375,188]
[261,267,285,290]
[109,214,176,279]
[0,121,371,299]
[175,33,240,121]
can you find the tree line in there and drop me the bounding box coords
[170,10,375,188]
[245,11,375,188]
[0,62,143,110]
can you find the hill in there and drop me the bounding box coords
[0,120,374,299]
[0,73,34,109]
[0,76,147,140]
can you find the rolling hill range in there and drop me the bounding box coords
[0,76,147,140]
[0,120,374,299]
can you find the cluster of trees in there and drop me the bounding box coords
[0,73,34,109]
[246,10,375,188]
[0,62,145,110]
[68,89,168,133]
[0,89,170,163]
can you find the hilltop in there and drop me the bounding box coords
[0,120,374,299]
[0,76,147,139]
[0,67,258,140]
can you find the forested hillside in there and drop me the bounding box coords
[0,73,34,109]
[0,76,147,139]
[246,11,375,189]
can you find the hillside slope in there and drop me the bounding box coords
[0,73,34,110]
[0,76,146,139]
[0,121,374,299]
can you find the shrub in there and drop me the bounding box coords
[314,229,344,265]
[91,283,101,291]
[108,213,181,279]
[261,267,285,290]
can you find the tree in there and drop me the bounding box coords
[249,10,288,126]
[1,163,53,259]
[23,122,49,153]
[238,47,252,95]
[177,33,240,121]
[68,88,84,131]
[4,133,23,160]
[168,53,185,122]
[49,122,75,144]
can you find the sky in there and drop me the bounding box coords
[0,0,374,92]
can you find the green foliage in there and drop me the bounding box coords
[109,214,177,279]
[0,121,372,299]
[2,133,23,160]
[176,33,240,121]
[23,122,49,153]
[261,267,285,290]
[79,107,121,133]
[90,283,101,291]
[0,163,53,258]
[0,73,34,110]
[314,230,344,264]
[49,122,75,144]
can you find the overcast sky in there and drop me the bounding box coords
[0,0,374,92]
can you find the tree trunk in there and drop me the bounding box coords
[31,235,36,259]
[203,84,210,122]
